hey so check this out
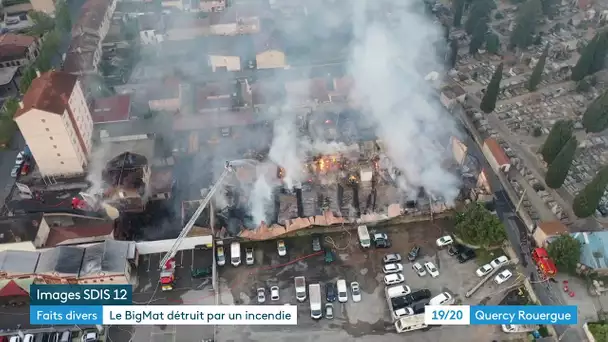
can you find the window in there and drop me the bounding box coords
[41,119,45,123]
[45,128,50,132]
[60,161,64,164]
[56,153,61,157]
[53,145,56,148]
[49,136,53,140]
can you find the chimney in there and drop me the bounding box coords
[35,69,40,78]
[19,101,24,109]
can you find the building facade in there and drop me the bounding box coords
[14,71,93,177]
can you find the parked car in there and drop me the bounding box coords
[10,165,20,178]
[476,264,493,277]
[20,162,30,176]
[325,282,337,302]
[407,245,420,261]
[383,263,404,274]
[373,233,391,248]
[494,270,513,285]
[448,244,465,256]
[257,287,266,303]
[383,253,402,263]
[350,281,361,302]
[312,235,322,252]
[409,298,430,314]
[436,235,454,247]
[245,247,254,265]
[429,292,454,305]
[490,256,509,269]
[277,240,287,256]
[412,262,426,276]
[81,331,97,342]
[270,286,280,300]
[325,303,334,319]
[216,246,226,266]
[424,262,439,278]
[457,249,476,263]
[402,289,432,306]
[15,152,24,165]
[384,273,405,285]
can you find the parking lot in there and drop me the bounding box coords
[212,221,522,341]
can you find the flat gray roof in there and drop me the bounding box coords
[0,250,40,274]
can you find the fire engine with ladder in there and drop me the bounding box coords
[158,161,238,291]
[531,247,557,281]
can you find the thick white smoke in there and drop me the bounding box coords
[347,1,461,203]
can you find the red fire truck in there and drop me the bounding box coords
[532,248,557,279]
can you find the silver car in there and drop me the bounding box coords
[257,288,266,303]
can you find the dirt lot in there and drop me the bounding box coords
[214,220,523,341]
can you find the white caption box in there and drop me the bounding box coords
[424,305,470,325]
[103,305,298,325]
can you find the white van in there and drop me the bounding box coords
[337,279,348,302]
[309,284,322,319]
[23,335,34,342]
[358,225,371,248]
[429,292,454,305]
[230,242,241,266]
[387,285,411,298]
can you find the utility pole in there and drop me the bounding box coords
[515,188,527,213]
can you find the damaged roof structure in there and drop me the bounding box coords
[79,240,130,279]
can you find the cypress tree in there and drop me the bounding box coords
[540,120,573,165]
[528,45,549,91]
[582,90,608,133]
[545,137,578,189]
[573,165,608,218]
[509,0,542,49]
[572,34,600,81]
[480,63,503,113]
[591,30,608,74]
[465,0,492,35]
[469,21,488,55]
[449,40,459,68]
[453,0,465,27]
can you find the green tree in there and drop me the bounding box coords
[589,324,608,342]
[528,45,549,91]
[547,234,581,273]
[55,0,72,33]
[469,21,488,54]
[485,32,500,54]
[465,0,493,35]
[571,31,608,81]
[540,120,573,164]
[27,11,55,36]
[480,63,503,113]
[449,39,459,68]
[545,137,578,189]
[576,78,592,92]
[36,30,60,72]
[19,67,37,93]
[453,0,465,27]
[1,97,19,119]
[591,31,608,74]
[455,202,506,247]
[573,165,608,218]
[509,0,542,49]
[582,90,608,133]
[540,0,557,17]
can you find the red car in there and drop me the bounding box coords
[20,162,30,175]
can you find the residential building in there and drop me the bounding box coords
[138,14,165,45]
[30,0,56,16]
[196,79,252,112]
[482,138,511,174]
[43,215,116,247]
[199,0,226,12]
[164,6,259,40]
[78,240,133,284]
[533,221,568,247]
[0,33,39,68]
[3,4,34,32]
[14,71,94,177]
[102,151,151,213]
[439,84,466,109]
[72,0,117,41]
[148,78,182,112]
[254,34,286,70]
[0,214,48,252]
[572,232,608,275]
[91,94,132,124]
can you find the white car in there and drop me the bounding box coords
[257,287,266,303]
[350,281,362,302]
[383,263,404,274]
[217,246,226,266]
[412,262,426,276]
[82,332,98,342]
[383,253,402,263]
[246,247,254,265]
[494,270,513,284]
[430,292,454,305]
[384,273,405,285]
[394,307,413,317]
[270,285,280,300]
[436,235,454,247]
[10,165,19,178]
[490,255,509,269]
[424,262,439,278]
[476,264,493,277]
[15,152,24,165]
[277,240,287,256]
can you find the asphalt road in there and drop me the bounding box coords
[0,132,25,206]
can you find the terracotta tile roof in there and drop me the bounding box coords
[0,280,28,297]
[45,222,115,247]
[0,33,35,62]
[251,81,284,106]
[483,138,510,166]
[14,71,77,118]
[148,78,180,101]
[91,94,131,123]
[285,77,330,103]
[196,82,236,110]
[537,221,568,236]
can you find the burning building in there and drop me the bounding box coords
[102,152,150,212]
